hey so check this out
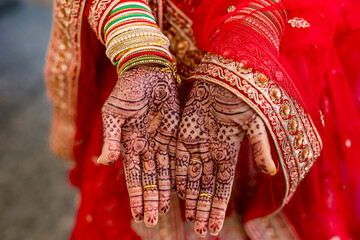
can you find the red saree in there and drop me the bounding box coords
[44,0,360,239]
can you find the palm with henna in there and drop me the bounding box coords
[176,80,276,237]
[98,66,180,227]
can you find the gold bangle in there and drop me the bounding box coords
[107,36,164,54]
[108,42,169,62]
[199,193,213,199]
[105,23,159,43]
[143,184,157,189]
[118,56,172,75]
[106,37,169,59]
[119,59,182,88]
[107,37,169,59]
[117,47,172,65]
[106,28,164,48]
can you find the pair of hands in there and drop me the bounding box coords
[99,66,276,237]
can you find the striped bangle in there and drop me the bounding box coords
[104,1,157,36]
[106,28,165,49]
[105,22,158,43]
[118,56,172,75]
[107,42,170,63]
[102,0,175,80]
[115,46,172,65]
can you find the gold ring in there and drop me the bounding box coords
[190,158,202,164]
[199,193,213,199]
[143,184,157,189]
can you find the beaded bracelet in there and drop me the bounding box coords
[106,28,167,49]
[105,22,159,43]
[106,36,169,62]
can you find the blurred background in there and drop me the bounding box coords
[0,0,76,239]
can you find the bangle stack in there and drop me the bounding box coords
[104,0,178,83]
[225,0,287,52]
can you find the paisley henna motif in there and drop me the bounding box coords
[100,67,180,227]
[176,80,276,236]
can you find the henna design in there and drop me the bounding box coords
[168,137,178,192]
[176,80,275,237]
[100,66,180,227]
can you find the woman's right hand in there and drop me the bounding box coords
[98,66,180,227]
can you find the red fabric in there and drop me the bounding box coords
[68,0,360,239]
[189,0,360,238]
[69,3,140,239]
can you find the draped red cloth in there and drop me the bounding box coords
[49,0,360,239]
[188,0,360,238]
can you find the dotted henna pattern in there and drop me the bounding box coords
[100,66,180,227]
[176,80,275,237]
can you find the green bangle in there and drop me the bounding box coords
[105,14,156,33]
[110,5,151,15]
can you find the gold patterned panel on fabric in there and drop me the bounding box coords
[190,53,322,205]
[88,0,123,43]
[44,0,85,161]
[162,0,204,78]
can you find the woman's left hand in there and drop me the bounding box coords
[176,80,276,237]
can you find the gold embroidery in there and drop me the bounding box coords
[162,0,204,78]
[270,86,282,102]
[254,72,269,88]
[288,17,310,28]
[281,102,291,119]
[227,5,236,13]
[44,0,86,161]
[189,53,322,207]
[289,119,298,134]
[88,0,122,44]
[319,110,325,126]
[294,134,303,149]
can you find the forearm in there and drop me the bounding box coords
[88,0,176,77]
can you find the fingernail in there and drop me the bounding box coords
[270,168,277,176]
[210,232,219,236]
[97,156,102,164]
[134,219,143,223]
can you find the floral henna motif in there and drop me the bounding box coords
[176,80,275,236]
[100,67,180,227]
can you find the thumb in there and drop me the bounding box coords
[98,105,125,165]
[246,115,276,175]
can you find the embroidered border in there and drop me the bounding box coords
[44,0,86,160]
[189,53,322,206]
[88,0,123,44]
